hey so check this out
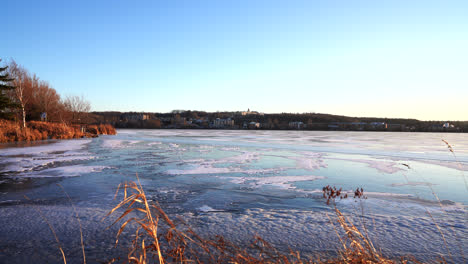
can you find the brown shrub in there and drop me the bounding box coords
[0,120,19,143]
[86,125,99,135]
[96,124,117,135]
[0,119,116,143]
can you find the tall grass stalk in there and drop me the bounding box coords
[105,179,415,263]
[58,184,86,264]
[24,195,67,264]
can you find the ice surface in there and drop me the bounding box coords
[0,139,95,177]
[287,153,327,170]
[223,151,260,163]
[165,165,282,175]
[166,165,232,175]
[418,160,468,171]
[15,165,110,178]
[224,175,325,189]
[390,181,435,187]
[0,139,91,156]
[197,205,216,212]
[328,157,403,174]
[0,155,96,173]
[1,130,467,263]
[101,139,141,148]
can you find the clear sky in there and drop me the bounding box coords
[2,0,467,120]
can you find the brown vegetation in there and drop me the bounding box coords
[0,119,116,143]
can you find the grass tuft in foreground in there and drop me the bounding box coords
[105,180,425,264]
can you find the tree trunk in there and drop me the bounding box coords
[21,104,26,128]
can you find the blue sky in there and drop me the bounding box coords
[2,0,467,120]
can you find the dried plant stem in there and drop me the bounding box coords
[24,195,67,264]
[57,184,86,264]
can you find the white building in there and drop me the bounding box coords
[213,118,235,128]
[241,108,264,116]
[289,121,304,129]
[122,113,150,121]
[248,122,260,129]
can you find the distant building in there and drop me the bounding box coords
[212,118,234,128]
[121,113,150,121]
[289,121,304,129]
[370,122,387,129]
[248,122,260,129]
[443,122,454,128]
[241,108,264,116]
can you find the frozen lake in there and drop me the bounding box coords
[0,130,467,263]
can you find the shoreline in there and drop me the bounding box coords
[0,119,116,143]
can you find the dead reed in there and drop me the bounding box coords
[442,139,468,191]
[24,195,67,264]
[104,176,416,264]
[104,178,308,264]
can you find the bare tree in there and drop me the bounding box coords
[8,61,34,128]
[35,81,61,121]
[63,95,91,124]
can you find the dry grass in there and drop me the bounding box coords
[0,119,116,143]
[104,177,421,264]
[85,124,116,135]
[442,139,468,191]
[104,179,308,264]
[24,195,67,264]
[321,187,420,264]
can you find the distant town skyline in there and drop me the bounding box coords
[2,0,467,121]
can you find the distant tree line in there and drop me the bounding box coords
[0,59,92,127]
[92,110,468,132]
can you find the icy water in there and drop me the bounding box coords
[0,130,467,263]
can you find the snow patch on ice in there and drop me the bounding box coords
[390,182,435,187]
[165,165,283,175]
[198,205,216,212]
[166,166,232,175]
[0,155,96,173]
[223,152,260,164]
[101,139,140,149]
[290,155,327,170]
[329,157,403,174]
[0,139,91,156]
[220,147,241,151]
[15,165,110,178]
[225,175,325,189]
[417,160,468,171]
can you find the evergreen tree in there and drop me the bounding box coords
[0,59,17,119]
